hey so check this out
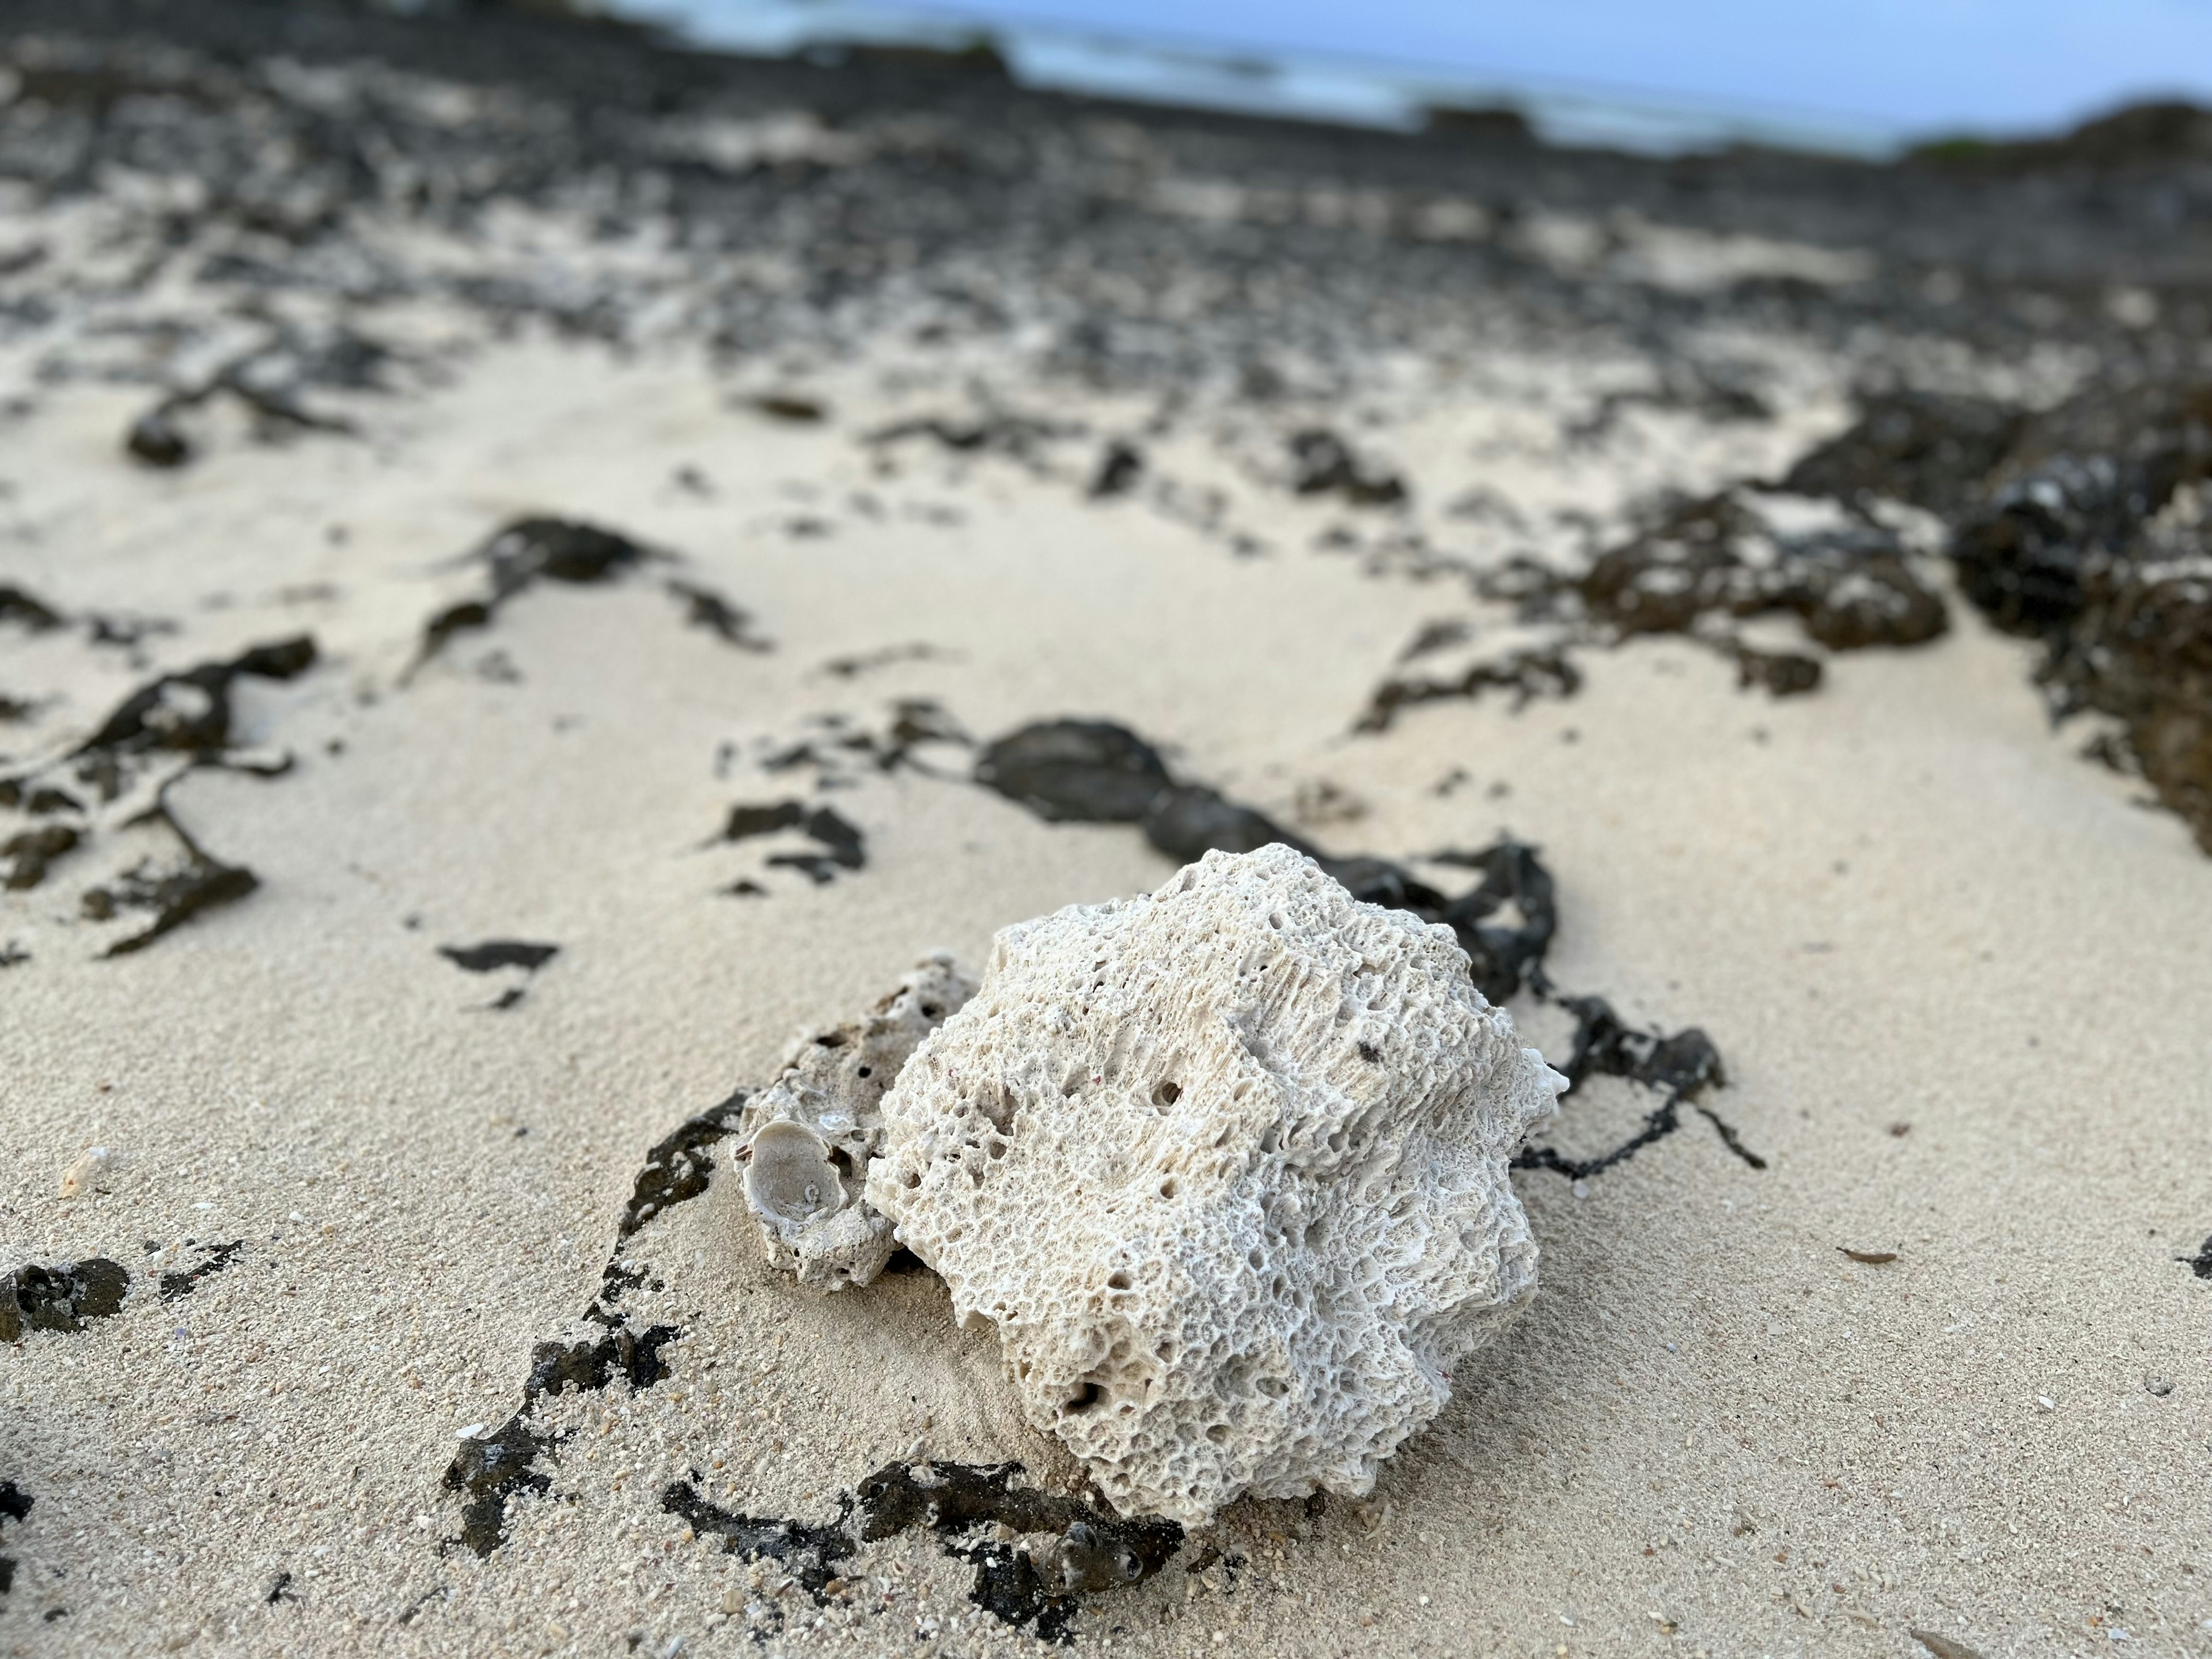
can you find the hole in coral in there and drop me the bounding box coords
[1064,1382,1104,1415]
[1153,1080,1182,1107]
[1206,1423,1230,1443]
[856,1065,872,1078]
[815,1032,846,1048]
[921,1004,941,1018]
[1107,1270,1132,1291]
[902,1172,921,1190]
[1257,1376,1289,1397]
[1158,1178,1179,1200]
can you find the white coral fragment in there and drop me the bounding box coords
[868,844,1563,1524]
[737,952,975,1289]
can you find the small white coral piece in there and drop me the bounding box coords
[868,844,1562,1524]
[738,953,975,1289]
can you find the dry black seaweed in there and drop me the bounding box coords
[406,519,769,680]
[71,636,316,770]
[80,812,259,959]
[664,579,770,651]
[440,940,559,974]
[660,1481,857,1600]
[0,635,312,956]
[711,800,866,884]
[658,1459,1179,1643]
[157,1240,243,1301]
[851,1461,1180,1641]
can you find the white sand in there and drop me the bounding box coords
[4,329,2211,1659]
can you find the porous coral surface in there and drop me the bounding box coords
[739,953,975,1287]
[869,845,1563,1523]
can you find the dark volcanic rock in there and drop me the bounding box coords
[1579,490,1948,652]
[1780,392,2024,517]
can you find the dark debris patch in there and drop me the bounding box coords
[1287,428,1406,508]
[1,1259,129,1342]
[408,518,768,677]
[1950,381,2212,850]
[79,810,259,959]
[0,1479,26,1608]
[745,393,827,423]
[157,1240,244,1301]
[441,1092,751,1555]
[711,800,866,885]
[444,1417,556,1558]
[1355,643,1582,733]
[442,1317,687,1556]
[438,938,559,1010]
[853,1460,1180,1642]
[1,636,312,957]
[867,410,1080,464]
[1781,380,2212,853]
[616,1090,749,1244]
[528,1324,679,1395]
[662,1459,1179,1643]
[661,1480,856,1600]
[665,579,771,652]
[119,326,386,469]
[413,517,652,672]
[1577,489,1948,654]
[1,824,79,891]
[1355,483,1947,732]
[974,720,1173,823]
[1089,441,1144,499]
[69,635,316,778]
[2178,1235,2212,1279]
[440,940,559,974]
[1779,391,2024,518]
[1513,998,1759,1179]
[0,586,65,632]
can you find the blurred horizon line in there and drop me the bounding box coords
[581,0,2212,159]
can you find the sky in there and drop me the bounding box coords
[663,0,2212,153]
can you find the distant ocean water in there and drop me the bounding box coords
[634,0,1910,157]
